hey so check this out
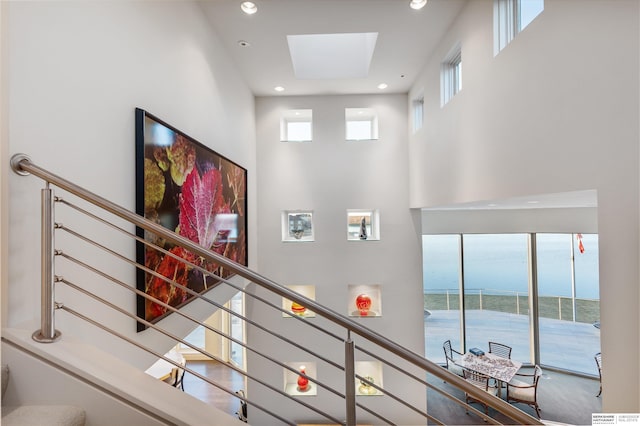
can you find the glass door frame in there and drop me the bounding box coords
[424,232,600,374]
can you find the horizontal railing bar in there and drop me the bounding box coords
[58,224,343,372]
[57,255,346,402]
[56,254,291,378]
[57,303,297,426]
[13,154,542,425]
[354,402,396,426]
[57,197,348,346]
[59,279,344,425]
[353,373,429,423]
[354,343,488,418]
[60,219,502,425]
[58,304,296,426]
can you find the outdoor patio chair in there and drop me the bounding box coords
[488,341,512,359]
[595,352,602,397]
[443,339,464,377]
[164,367,185,390]
[463,369,498,415]
[506,365,543,418]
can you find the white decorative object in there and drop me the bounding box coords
[347,209,380,241]
[282,211,314,242]
[355,360,383,396]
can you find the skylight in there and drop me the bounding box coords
[286,32,378,80]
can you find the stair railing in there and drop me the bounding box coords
[10,153,543,426]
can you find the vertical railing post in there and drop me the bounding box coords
[558,297,562,321]
[32,184,61,343]
[345,331,356,426]
[446,289,450,310]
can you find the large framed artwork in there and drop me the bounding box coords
[135,108,247,330]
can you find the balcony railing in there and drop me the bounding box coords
[425,288,600,323]
[10,153,543,425]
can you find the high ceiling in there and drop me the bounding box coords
[198,0,468,97]
[198,0,598,211]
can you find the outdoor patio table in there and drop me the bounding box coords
[455,351,522,398]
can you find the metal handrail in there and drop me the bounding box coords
[10,153,543,425]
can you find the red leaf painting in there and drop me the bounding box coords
[178,167,231,250]
[145,246,194,321]
[137,109,247,327]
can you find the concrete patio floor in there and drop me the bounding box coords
[425,309,601,376]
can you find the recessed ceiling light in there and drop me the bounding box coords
[241,1,257,15]
[274,86,285,92]
[377,83,388,90]
[237,40,251,47]
[409,0,427,10]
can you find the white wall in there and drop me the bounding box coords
[409,0,639,412]
[1,1,8,331]
[3,1,256,367]
[250,94,425,425]
[422,207,598,234]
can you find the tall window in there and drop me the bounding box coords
[536,234,600,374]
[423,232,600,375]
[423,234,462,362]
[230,291,245,369]
[412,95,424,133]
[463,234,531,362]
[494,0,544,55]
[441,44,462,107]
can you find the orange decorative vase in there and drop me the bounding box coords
[297,365,309,392]
[356,294,372,316]
[291,301,306,316]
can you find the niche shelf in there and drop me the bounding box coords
[282,285,316,318]
[282,210,314,242]
[348,284,382,317]
[284,362,317,396]
[347,209,379,241]
[356,360,383,396]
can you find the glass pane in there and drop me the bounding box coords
[183,325,205,349]
[453,60,462,94]
[463,234,530,362]
[519,0,544,30]
[537,233,600,375]
[574,233,601,373]
[537,234,573,320]
[286,121,312,141]
[230,291,245,369]
[346,120,373,140]
[412,98,423,133]
[423,234,462,363]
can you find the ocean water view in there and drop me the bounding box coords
[423,233,600,300]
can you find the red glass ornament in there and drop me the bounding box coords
[356,294,372,316]
[297,365,309,392]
